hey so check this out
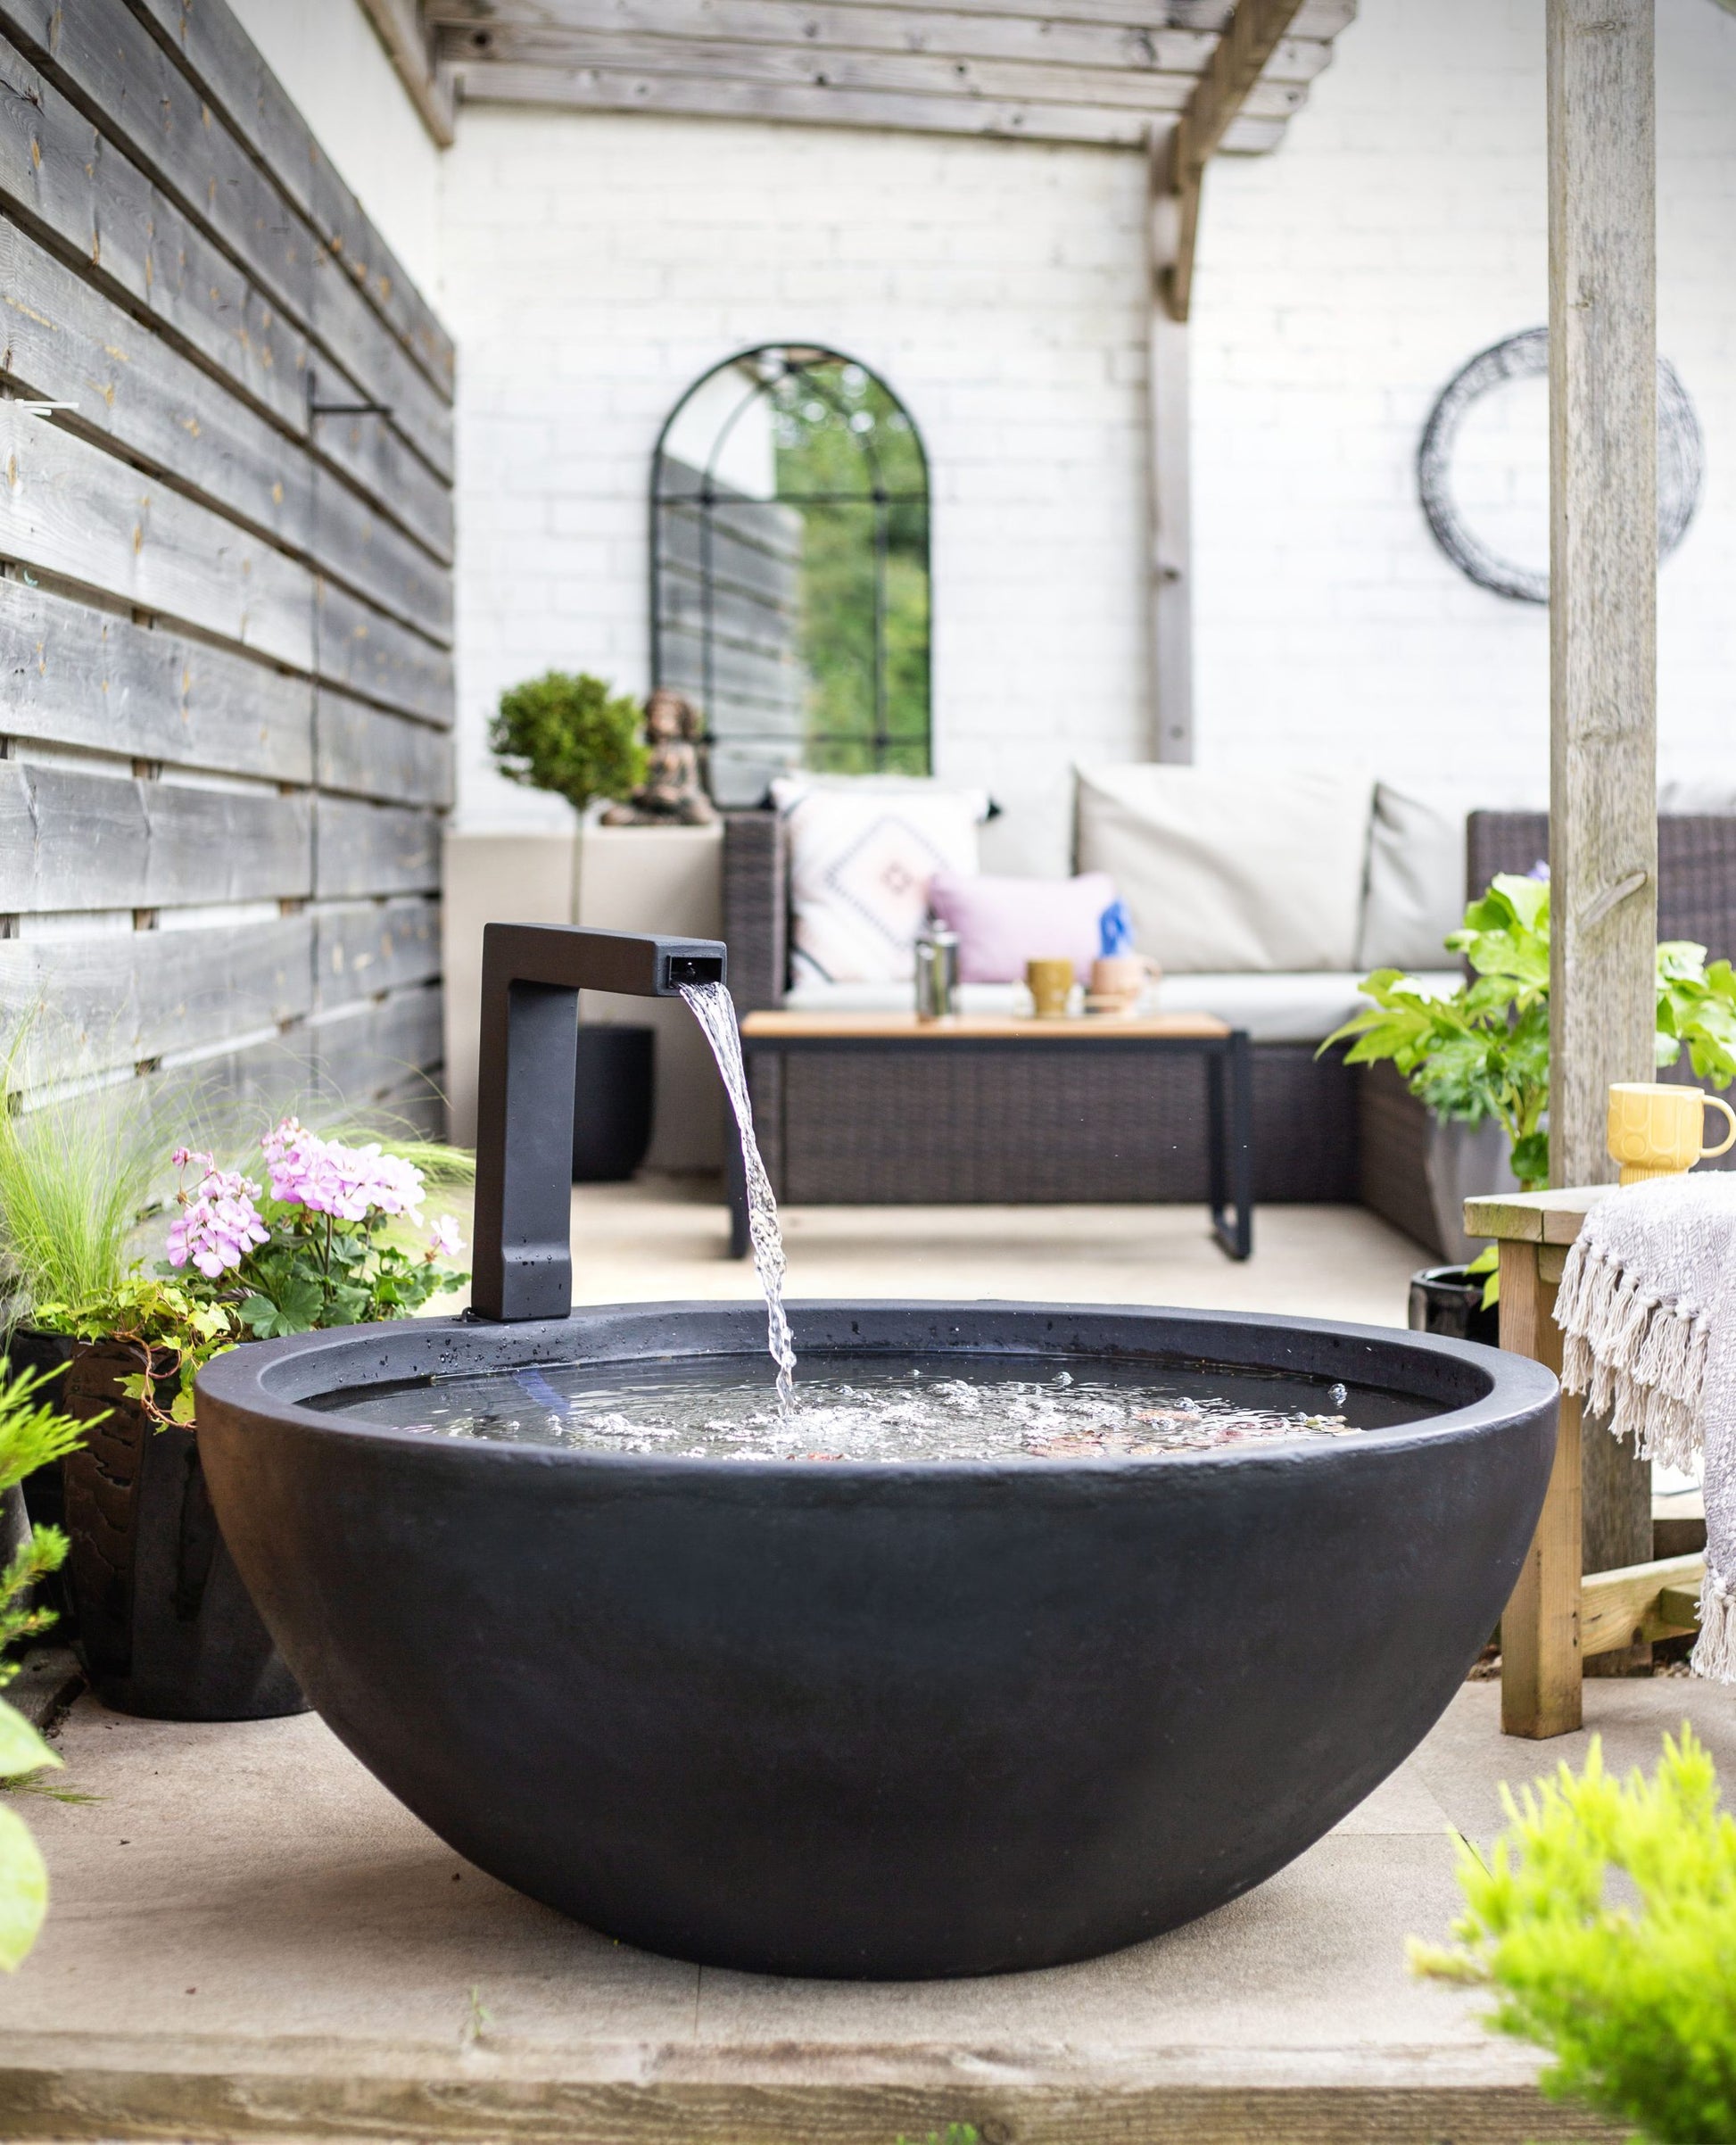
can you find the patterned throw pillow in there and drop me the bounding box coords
[773,777,988,984]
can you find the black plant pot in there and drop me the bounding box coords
[573,1023,655,1182]
[4,1327,74,1538]
[196,1300,1557,1978]
[59,1340,306,1721]
[1409,1265,1500,1350]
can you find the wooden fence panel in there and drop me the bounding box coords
[0,35,309,435]
[316,692,454,807]
[131,0,457,397]
[0,224,451,640]
[0,405,315,669]
[0,578,314,783]
[0,0,455,484]
[0,0,451,1122]
[0,766,313,911]
[314,798,442,899]
[317,581,455,726]
[313,899,442,1006]
[0,918,313,1082]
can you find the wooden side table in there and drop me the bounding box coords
[732,1011,1255,1261]
[1464,1187,1707,1737]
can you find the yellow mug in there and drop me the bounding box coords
[1607,1081,1736,1185]
[1025,957,1076,1020]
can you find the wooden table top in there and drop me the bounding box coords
[1461,1184,1620,1245]
[740,1010,1233,1041]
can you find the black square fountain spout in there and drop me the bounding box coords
[471,923,729,1322]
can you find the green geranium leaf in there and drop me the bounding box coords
[0,1801,48,1971]
[0,1702,59,1782]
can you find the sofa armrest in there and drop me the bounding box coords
[723,810,788,1013]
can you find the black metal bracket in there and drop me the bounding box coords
[307,370,393,420]
[471,923,727,1322]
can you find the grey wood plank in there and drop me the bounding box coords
[459,61,1178,143]
[358,0,457,145]
[316,580,454,727]
[0,33,308,435]
[1546,0,1658,1189]
[0,0,454,484]
[0,764,312,910]
[313,897,442,1006]
[0,221,452,639]
[315,689,454,807]
[309,981,444,1111]
[456,20,1310,114]
[436,0,1357,32]
[0,915,312,1081]
[130,0,457,398]
[436,0,1222,73]
[0,405,314,670]
[314,797,442,899]
[0,576,313,783]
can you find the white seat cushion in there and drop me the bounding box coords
[781,971,1464,1045]
[1075,764,1374,974]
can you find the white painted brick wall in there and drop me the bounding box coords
[440,116,1153,872]
[441,0,1736,873]
[1193,0,1736,794]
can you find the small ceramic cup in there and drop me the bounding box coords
[1087,955,1148,1015]
[1026,957,1076,1020]
[1607,1081,1736,1185]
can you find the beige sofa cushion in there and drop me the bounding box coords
[1358,778,1547,973]
[1075,765,1374,974]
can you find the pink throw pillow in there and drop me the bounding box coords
[929,871,1119,985]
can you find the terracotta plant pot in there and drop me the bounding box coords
[59,1339,306,1722]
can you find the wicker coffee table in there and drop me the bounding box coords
[727,1010,1253,1261]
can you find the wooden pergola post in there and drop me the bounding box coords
[1546,0,1658,1587]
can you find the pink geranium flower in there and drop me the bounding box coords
[260,1119,426,1223]
[167,1154,269,1280]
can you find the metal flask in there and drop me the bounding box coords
[913,928,960,1020]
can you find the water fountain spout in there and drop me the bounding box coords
[471,923,726,1321]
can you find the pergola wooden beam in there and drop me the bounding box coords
[436,0,1354,154]
[1546,0,1659,1587]
[430,0,1338,83]
[360,0,458,144]
[1159,0,1310,321]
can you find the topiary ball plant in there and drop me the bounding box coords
[488,671,649,815]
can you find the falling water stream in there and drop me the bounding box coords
[678,980,797,1408]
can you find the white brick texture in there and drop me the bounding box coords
[440,116,1153,871]
[441,0,1736,867]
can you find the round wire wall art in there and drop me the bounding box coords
[1418,327,1704,603]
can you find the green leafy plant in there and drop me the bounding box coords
[1413,1728,1736,2144]
[0,1051,169,1321]
[0,1362,91,1972]
[1326,873,1736,1194]
[489,671,649,813]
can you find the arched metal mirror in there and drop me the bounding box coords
[651,345,931,807]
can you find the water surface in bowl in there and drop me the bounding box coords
[309,1352,1430,1463]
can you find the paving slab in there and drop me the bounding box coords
[5,1677,1717,2142]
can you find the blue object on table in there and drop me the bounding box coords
[1099,899,1135,957]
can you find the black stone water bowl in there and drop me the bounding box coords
[195,1299,1556,1980]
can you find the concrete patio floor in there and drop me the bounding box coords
[8,1679,1731,2141]
[561,1177,1426,1330]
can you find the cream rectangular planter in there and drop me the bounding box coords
[442,823,724,1172]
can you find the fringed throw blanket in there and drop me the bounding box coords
[1554,1174,1736,1682]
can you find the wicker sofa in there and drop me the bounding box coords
[722,799,1736,1238]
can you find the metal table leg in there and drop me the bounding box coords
[1209,1031,1254,1261]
